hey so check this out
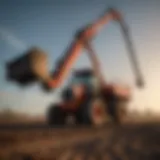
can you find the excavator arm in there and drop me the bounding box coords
[45,8,122,89]
[6,7,144,90]
[118,19,144,87]
[45,7,144,90]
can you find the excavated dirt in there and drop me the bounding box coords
[0,123,160,160]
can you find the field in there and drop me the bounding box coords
[0,119,160,160]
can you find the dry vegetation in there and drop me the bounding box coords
[0,109,45,125]
[0,109,160,160]
[0,123,160,160]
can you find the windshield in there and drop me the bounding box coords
[71,75,100,89]
[71,76,92,85]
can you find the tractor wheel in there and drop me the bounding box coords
[74,111,84,125]
[47,104,66,126]
[83,98,108,126]
[114,101,127,124]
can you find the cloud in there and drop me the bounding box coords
[0,27,27,51]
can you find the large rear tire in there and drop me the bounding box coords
[82,98,108,126]
[47,104,66,126]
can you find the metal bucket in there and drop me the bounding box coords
[6,47,49,85]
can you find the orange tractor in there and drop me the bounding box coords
[6,8,144,126]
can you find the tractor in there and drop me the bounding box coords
[47,68,131,126]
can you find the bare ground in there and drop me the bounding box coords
[0,122,160,160]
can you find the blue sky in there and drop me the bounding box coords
[0,0,160,115]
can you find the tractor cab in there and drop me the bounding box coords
[71,69,95,85]
[62,68,100,101]
[70,68,101,92]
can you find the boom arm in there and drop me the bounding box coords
[44,7,144,90]
[118,19,144,87]
[45,8,121,89]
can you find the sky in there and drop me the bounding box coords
[0,0,160,115]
